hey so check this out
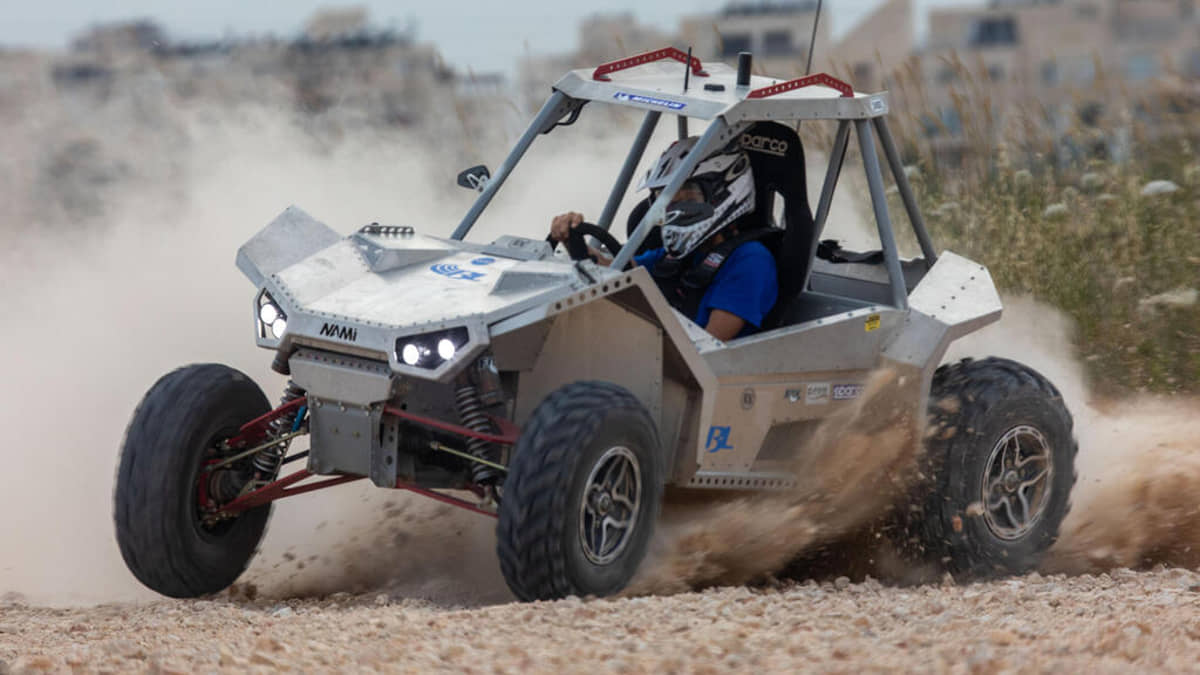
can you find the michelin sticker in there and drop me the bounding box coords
[805,383,830,405]
[833,384,864,400]
[430,263,486,281]
[613,92,686,110]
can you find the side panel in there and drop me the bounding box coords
[513,298,664,436]
[695,308,903,474]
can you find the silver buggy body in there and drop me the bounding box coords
[115,49,1075,601]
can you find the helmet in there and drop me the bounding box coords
[637,137,755,258]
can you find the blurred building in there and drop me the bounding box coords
[679,1,832,77]
[304,7,370,41]
[35,9,495,131]
[910,0,1200,161]
[71,20,166,55]
[825,0,914,91]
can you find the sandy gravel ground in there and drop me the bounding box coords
[4,567,1200,673]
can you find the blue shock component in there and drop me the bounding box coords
[292,405,307,432]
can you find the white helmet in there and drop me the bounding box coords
[637,137,755,258]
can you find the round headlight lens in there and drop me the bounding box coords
[437,338,457,361]
[270,318,287,338]
[401,343,421,366]
[259,303,279,324]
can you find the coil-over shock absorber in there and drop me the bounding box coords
[253,380,306,477]
[454,380,502,484]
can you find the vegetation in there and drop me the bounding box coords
[818,59,1200,395]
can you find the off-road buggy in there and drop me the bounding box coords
[115,48,1076,600]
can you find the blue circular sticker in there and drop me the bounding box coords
[471,257,496,266]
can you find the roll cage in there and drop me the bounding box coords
[450,48,939,312]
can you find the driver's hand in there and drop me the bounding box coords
[549,211,585,242]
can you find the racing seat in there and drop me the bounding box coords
[624,121,816,329]
[736,122,816,329]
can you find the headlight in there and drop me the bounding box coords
[395,327,469,369]
[257,291,287,340]
[401,343,423,365]
[259,303,279,324]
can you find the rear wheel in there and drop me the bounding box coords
[913,357,1077,577]
[497,381,663,601]
[114,364,272,598]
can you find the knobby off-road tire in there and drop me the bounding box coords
[114,363,272,598]
[917,357,1077,578]
[497,381,663,601]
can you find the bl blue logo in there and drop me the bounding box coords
[705,426,734,453]
[471,257,496,266]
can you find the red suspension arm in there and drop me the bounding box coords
[218,469,496,518]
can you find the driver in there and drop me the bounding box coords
[549,137,777,341]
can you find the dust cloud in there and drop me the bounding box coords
[0,97,633,607]
[628,367,929,595]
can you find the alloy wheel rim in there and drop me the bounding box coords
[981,425,1054,540]
[579,446,642,565]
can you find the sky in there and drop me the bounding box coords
[0,0,955,76]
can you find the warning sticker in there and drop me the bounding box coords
[865,314,881,332]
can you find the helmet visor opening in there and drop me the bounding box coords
[651,179,706,205]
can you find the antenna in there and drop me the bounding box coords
[797,0,825,132]
[678,46,693,139]
[683,46,693,92]
[805,0,824,77]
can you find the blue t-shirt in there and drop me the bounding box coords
[635,241,778,338]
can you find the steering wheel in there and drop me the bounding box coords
[547,222,624,262]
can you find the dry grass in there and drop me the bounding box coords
[815,56,1200,395]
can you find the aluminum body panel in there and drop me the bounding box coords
[489,320,552,372]
[306,400,380,478]
[904,252,1001,336]
[278,246,539,327]
[883,251,1002,370]
[478,235,555,261]
[698,370,875,473]
[693,305,901,474]
[810,257,928,290]
[513,298,664,432]
[698,306,903,375]
[236,206,342,289]
[287,349,394,406]
[553,62,889,122]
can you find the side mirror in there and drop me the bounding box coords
[662,201,714,227]
[456,165,491,192]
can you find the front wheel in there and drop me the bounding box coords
[497,381,663,601]
[914,357,1077,578]
[114,364,272,598]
